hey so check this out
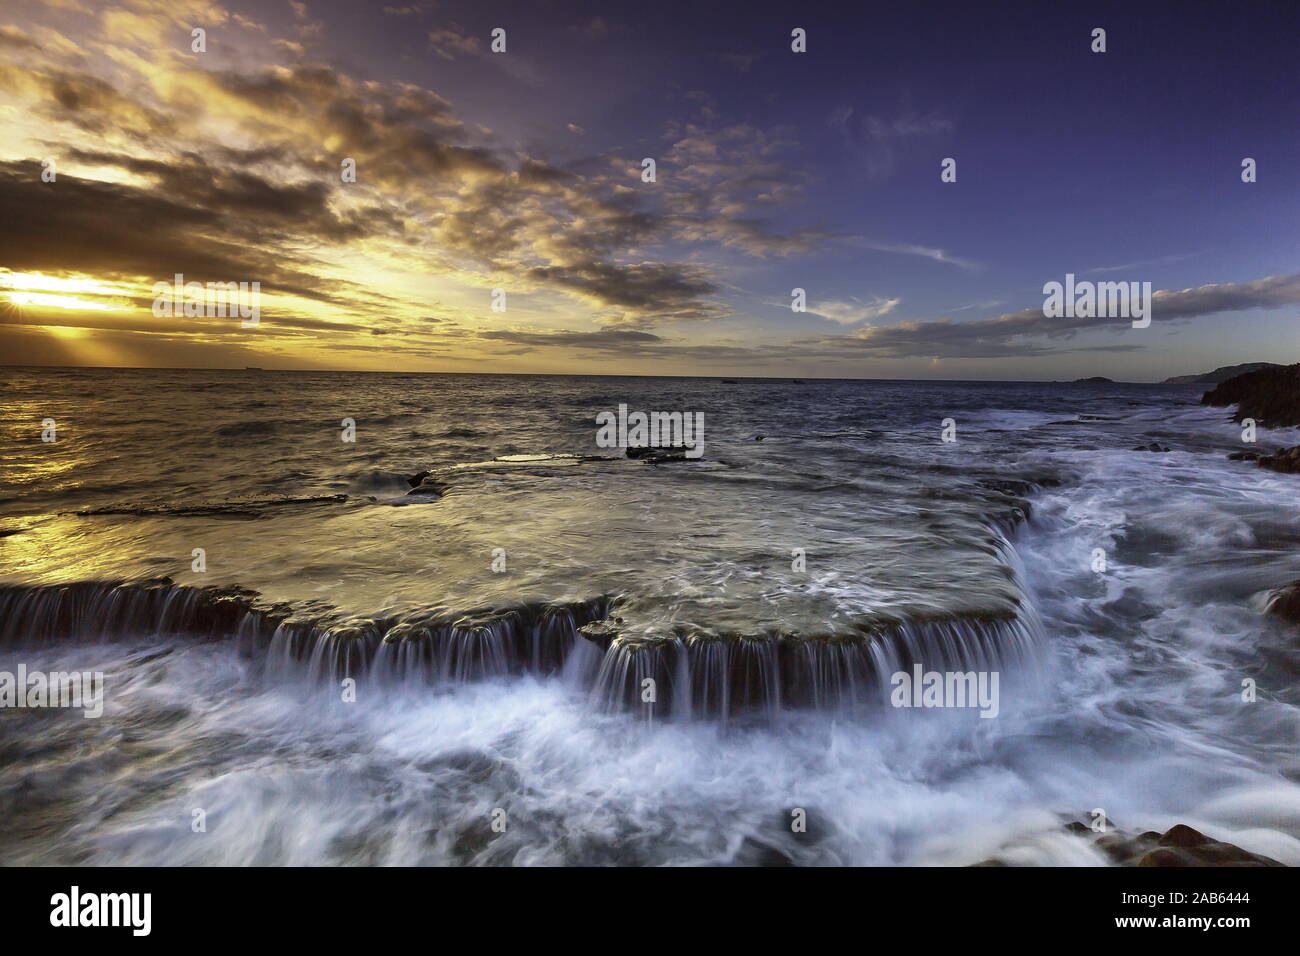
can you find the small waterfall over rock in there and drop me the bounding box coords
[584,612,1040,722]
[0,525,1042,723]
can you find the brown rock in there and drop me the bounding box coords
[1258,446,1300,474]
[1159,824,1210,847]
[1065,820,1284,867]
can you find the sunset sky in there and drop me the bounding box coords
[1,0,1298,380]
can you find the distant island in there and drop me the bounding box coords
[1073,376,1114,383]
[1163,362,1283,384]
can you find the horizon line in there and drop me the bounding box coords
[1,362,1228,385]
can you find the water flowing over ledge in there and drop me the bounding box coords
[0,528,1042,721]
[583,611,1039,720]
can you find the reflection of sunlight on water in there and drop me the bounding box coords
[0,398,88,489]
[0,517,152,581]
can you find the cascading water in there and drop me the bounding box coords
[0,560,1039,722]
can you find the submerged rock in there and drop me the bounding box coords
[405,477,449,498]
[1202,363,1300,428]
[1132,441,1171,453]
[625,445,699,463]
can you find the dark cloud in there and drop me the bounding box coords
[522,262,725,324]
[61,148,392,241]
[0,64,175,139]
[0,163,389,311]
[477,328,663,349]
[790,273,1300,359]
[0,25,39,50]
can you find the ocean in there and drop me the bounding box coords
[1,367,1298,865]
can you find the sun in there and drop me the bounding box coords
[0,271,135,313]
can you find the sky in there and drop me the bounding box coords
[0,0,1298,380]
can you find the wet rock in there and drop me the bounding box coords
[730,806,831,865]
[733,836,797,866]
[1202,362,1300,428]
[1063,820,1283,867]
[578,617,623,648]
[1257,445,1300,474]
[1227,451,1260,461]
[1266,581,1300,625]
[626,445,697,463]
[782,805,830,843]
[418,748,522,790]
[1160,823,1209,847]
[405,477,448,498]
[1132,442,1171,453]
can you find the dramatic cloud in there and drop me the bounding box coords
[0,16,835,343]
[0,0,1293,378]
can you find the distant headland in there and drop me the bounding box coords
[1163,362,1283,384]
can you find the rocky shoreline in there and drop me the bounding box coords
[1202,362,1300,428]
[1211,364,1300,472]
[1209,365,1300,632]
